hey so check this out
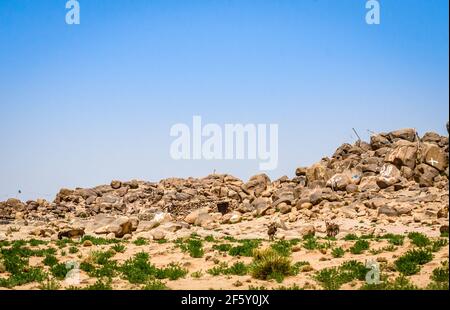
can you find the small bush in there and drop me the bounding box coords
[408,232,431,247]
[271,240,292,257]
[250,248,292,283]
[142,279,169,290]
[68,246,79,254]
[120,252,156,284]
[381,234,405,246]
[395,248,433,275]
[303,237,319,250]
[343,234,359,241]
[43,254,58,267]
[314,260,369,290]
[81,235,120,245]
[133,238,148,246]
[229,240,260,257]
[331,247,345,258]
[156,263,188,280]
[213,243,232,252]
[111,244,126,253]
[350,240,370,254]
[51,263,71,280]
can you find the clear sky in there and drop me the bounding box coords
[0,0,448,201]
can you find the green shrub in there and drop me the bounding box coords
[120,252,156,284]
[68,246,79,254]
[408,232,431,247]
[343,234,359,241]
[350,240,370,254]
[303,237,319,250]
[43,254,58,267]
[430,239,448,252]
[156,263,188,280]
[226,262,249,276]
[28,239,48,247]
[430,261,449,283]
[380,234,405,246]
[142,279,169,290]
[271,240,292,257]
[133,237,148,246]
[331,247,345,258]
[395,248,433,275]
[176,238,204,258]
[250,248,292,283]
[81,235,121,245]
[229,240,260,257]
[204,235,216,242]
[314,260,369,290]
[111,244,126,253]
[213,243,232,252]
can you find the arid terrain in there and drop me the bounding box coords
[0,127,449,290]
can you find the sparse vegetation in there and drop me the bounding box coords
[229,239,260,257]
[395,248,433,275]
[349,240,370,254]
[142,279,169,290]
[314,260,369,290]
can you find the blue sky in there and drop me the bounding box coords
[0,0,448,201]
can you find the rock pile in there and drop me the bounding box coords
[0,127,448,241]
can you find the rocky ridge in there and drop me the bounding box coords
[0,127,448,242]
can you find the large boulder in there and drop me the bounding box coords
[377,164,401,188]
[184,207,210,224]
[385,141,417,169]
[93,215,137,238]
[242,174,271,197]
[421,143,448,172]
[370,133,391,150]
[306,162,332,187]
[5,198,25,211]
[414,163,439,187]
[326,173,351,191]
[388,128,417,142]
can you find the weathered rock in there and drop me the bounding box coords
[94,216,136,238]
[242,174,270,197]
[150,229,166,240]
[5,198,25,211]
[229,212,242,224]
[194,213,214,227]
[306,162,331,186]
[278,203,292,214]
[252,198,271,216]
[414,163,440,187]
[110,180,122,189]
[326,173,351,191]
[421,143,448,172]
[388,128,417,142]
[295,167,307,176]
[358,176,380,192]
[185,208,210,224]
[385,141,417,169]
[377,164,401,188]
[370,133,391,150]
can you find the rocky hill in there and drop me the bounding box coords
[0,127,448,290]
